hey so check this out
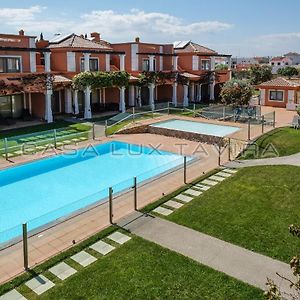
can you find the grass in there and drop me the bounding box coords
[17,237,262,300]
[0,121,73,139]
[167,166,300,263]
[240,127,300,159]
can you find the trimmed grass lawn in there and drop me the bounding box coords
[168,166,300,263]
[18,238,262,300]
[240,127,300,159]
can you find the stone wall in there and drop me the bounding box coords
[118,124,225,146]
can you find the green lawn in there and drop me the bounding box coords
[0,121,73,139]
[17,238,262,300]
[240,127,300,159]
[167,166,300,263]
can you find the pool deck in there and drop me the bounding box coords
[0,112,286,284]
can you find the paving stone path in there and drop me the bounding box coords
[152,169,235,217]
[119,211,294,299]
[226,152,300,168]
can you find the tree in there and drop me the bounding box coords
[265,224,300,300]
[278,66,299,78]
[249,65,272,85]
[220,79,253,106]
[215,64,228,71]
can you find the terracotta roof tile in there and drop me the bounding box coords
[49,34,112,50]
[258,77,300,88]
[174,41,217,54]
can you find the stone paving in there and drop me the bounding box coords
[49,262,77,281]
[174,194,193,203]
[164,200,184,209]
[121,212,293,299]
[90,240,115,255]
[209,175,226,182]
[152,206,173,216]
[107,232,131,245]
[201,179,219,186]
[183,188,202,197]
[25,275,55,295]
[71,251,97,267]
[0,290,26,300]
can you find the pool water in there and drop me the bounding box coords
[151,119,240,137]
[0,141,186,243]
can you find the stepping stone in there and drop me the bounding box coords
[194,184,211,191]
[174,194,194,203]
[183,189,202,197]
[0,289,27,300]
[164,200,184,209]
[90,240,115,255]
[201,179,219,186]
[25,275,55,295]
[49,262,77,280]
[216,171,232,178]
[153,206,173,216]
[209,175,226,182]
[71,251,97,267]
[107,232,131,245]
[223,168,238,174]
[13,150,23,155]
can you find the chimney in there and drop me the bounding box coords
[19,29,25,36]
[135,37,140,43]
[91,32,100,42]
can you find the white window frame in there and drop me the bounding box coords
[269,90,284,102]
[142,58,156,72]
[80,56,99,72]
[0,55,23,73]
[201,59,211,71]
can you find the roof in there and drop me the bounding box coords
[258,77,300,88]
[49,33,112,51]
[174,41,217,55]
[270,56,291,62]
[181,72,200,81]
[53,75,72,83]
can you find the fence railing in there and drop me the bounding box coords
[0,154,193,271]
[0,126,93,160]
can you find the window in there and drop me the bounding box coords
[0,57,21,73]
[270,90,284,101]
[142,58,156,72]
[0,94,23,118]
[80,58,99,72]
[201,59,211,71]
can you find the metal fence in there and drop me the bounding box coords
[0,126,94,160]
[0,154,195,274]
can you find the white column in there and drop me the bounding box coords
[148,83,155,110]
[84,53,90,72]
[103,88,106,106]
[23,93,27,109]
[228,56,232,80]
[172,82,177,106]
[136,86,142,107]
[183,84,189,107]
[210,56,216,71]
[65,88,72,113]
[28,93,32,114]
[58,90,62,113]
[44,90,53,123]
[190,83,195,102]
[149,55,155,72]
[84,86,92,119]
[105,54,110,71]
[129,85,135,106]
[44,52,51,73]
[73,90,79,115]
[173,56,178,71]
[197,84,202,102]
[210,82,215,101]
[119,54,125,71]
[119,86,126,112]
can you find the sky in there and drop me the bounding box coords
[0,0,299,57]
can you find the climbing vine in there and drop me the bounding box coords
[137,71,177,87]
[72,71,130,90]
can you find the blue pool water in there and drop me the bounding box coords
[0,141,186,244]
[151,119,240,137]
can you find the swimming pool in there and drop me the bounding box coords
[151,119,240,137]
[0,141,186,244]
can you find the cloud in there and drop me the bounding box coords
[0,6,44,24]
[78,9,233,41]
[0,6,232,42]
